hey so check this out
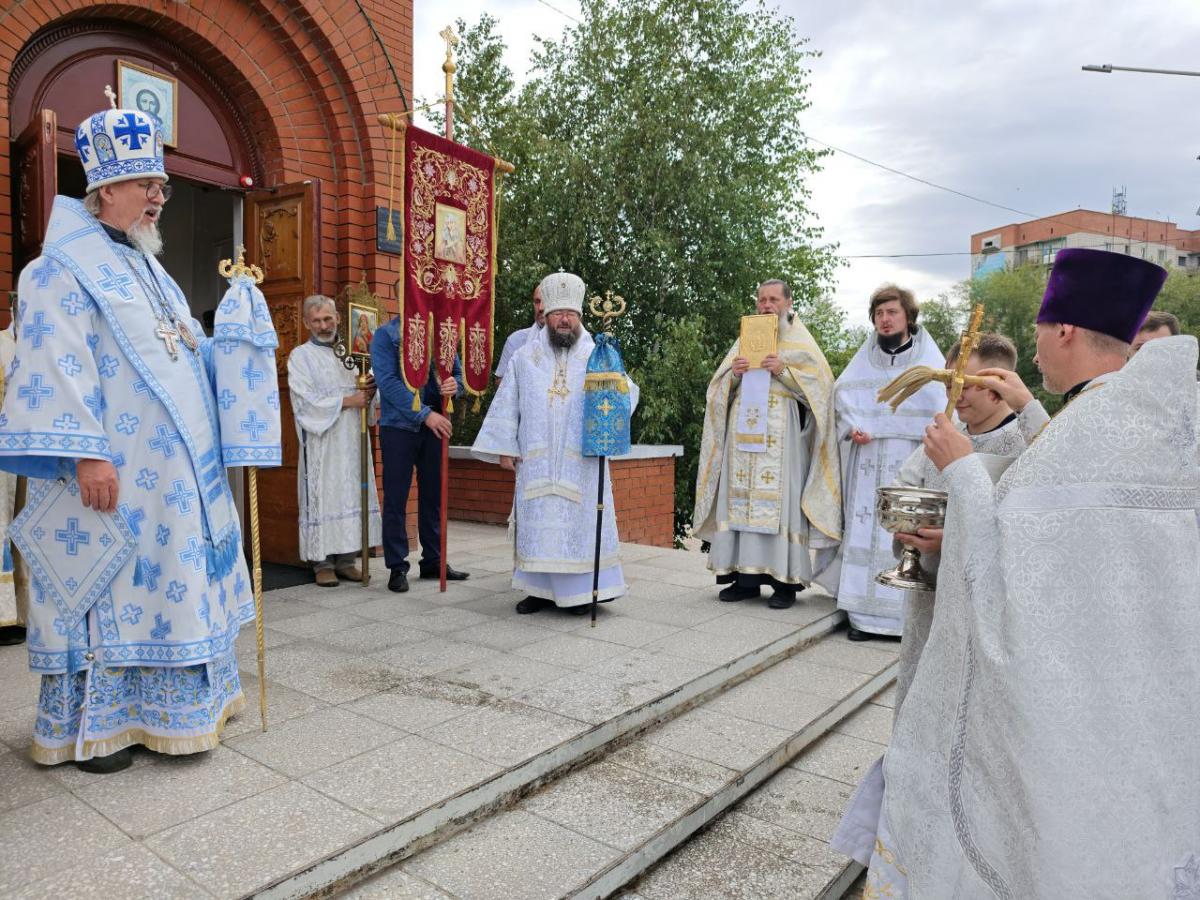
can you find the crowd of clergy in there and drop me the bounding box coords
[0,95,1196,899]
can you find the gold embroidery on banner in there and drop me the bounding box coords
[409,146,490,300]
[467,322,488,376]
[437,316,459,371]
[406,314,427,371]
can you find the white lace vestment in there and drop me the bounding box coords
[287,340,382,562]
[883,336,1200,899]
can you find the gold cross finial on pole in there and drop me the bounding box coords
[440,26,459,86]
[944,303,986,416]
[218,245,265,284]
[588,290,627,335]
[103,85,118,109]
[440,26,459,140]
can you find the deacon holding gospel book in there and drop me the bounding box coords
[693,280,843,609]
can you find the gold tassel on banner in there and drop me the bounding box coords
[386,122,398,242]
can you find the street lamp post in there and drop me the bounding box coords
[1082,63,1200,77]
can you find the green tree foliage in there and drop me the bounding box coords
[916,294,964,358]
[437,1,839,538]
[1151,270,1200,339]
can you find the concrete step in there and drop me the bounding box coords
[249,592,854,899]
[342,631,898,900]
[623,679,896,900]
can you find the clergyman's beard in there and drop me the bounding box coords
[1041,370,1065,395]
[127,220,163,257]
[549,327,579,349]
[877,330,908,352]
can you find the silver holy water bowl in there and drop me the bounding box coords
[874,486,948,591]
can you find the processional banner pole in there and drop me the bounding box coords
[379,26,513,594]
[437,26,460,593]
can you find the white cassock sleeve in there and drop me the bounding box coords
[287,351,343,436]
[471,362,522,463]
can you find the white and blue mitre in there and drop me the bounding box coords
[213,275,282,467]
[0,196,252,675]
[75,107,167,191]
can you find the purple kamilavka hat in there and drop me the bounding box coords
[1037,248,1167,343]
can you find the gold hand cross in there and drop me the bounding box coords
[944,304,985,416]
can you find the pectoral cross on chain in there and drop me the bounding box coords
[547,365,570,400]
[156,323,180,361]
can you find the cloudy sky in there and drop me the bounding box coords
[414,0,1200,316]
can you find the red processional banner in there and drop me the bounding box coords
[399,125,498,407]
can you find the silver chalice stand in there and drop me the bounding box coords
[875,487,948,591]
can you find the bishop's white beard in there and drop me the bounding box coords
[128,220,164,257]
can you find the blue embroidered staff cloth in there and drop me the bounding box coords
[213,275,282,468]
[582,333,632,458]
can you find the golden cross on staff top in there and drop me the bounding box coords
[217,245,265,284]
[944,303,986,416]
[588,290,627,334]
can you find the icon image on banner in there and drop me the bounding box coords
[434,203,467,265]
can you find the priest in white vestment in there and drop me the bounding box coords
[693,280,842,609]
[472,272,639,615]
[494,283,544,384]
[287,295,382,586]
[831,333,1049,884]
[833,284,944,639]
[881,249,1200,898]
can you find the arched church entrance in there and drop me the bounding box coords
[10,20,261,329]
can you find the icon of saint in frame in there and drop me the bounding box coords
[434,202,467,265]
[348,304,378,358]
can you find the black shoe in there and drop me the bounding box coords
[718,584,760,603]
[566,604,591,616]
[516,595,550,614]
[847,626,871,642]
[768,591,796,610]
[76,747,133,774]
[0,625,26,645]
[388,569,409,593]
[419,564,470,581]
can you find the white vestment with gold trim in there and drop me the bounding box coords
[472,327,639,607]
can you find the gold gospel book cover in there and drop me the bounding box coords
[739,314,778,368]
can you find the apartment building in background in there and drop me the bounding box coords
[971,210,1200,277]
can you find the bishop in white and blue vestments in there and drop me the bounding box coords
[0,104,266,771]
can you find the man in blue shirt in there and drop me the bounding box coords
[370,319,470,592]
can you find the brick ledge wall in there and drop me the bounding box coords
[442,445,681,548]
